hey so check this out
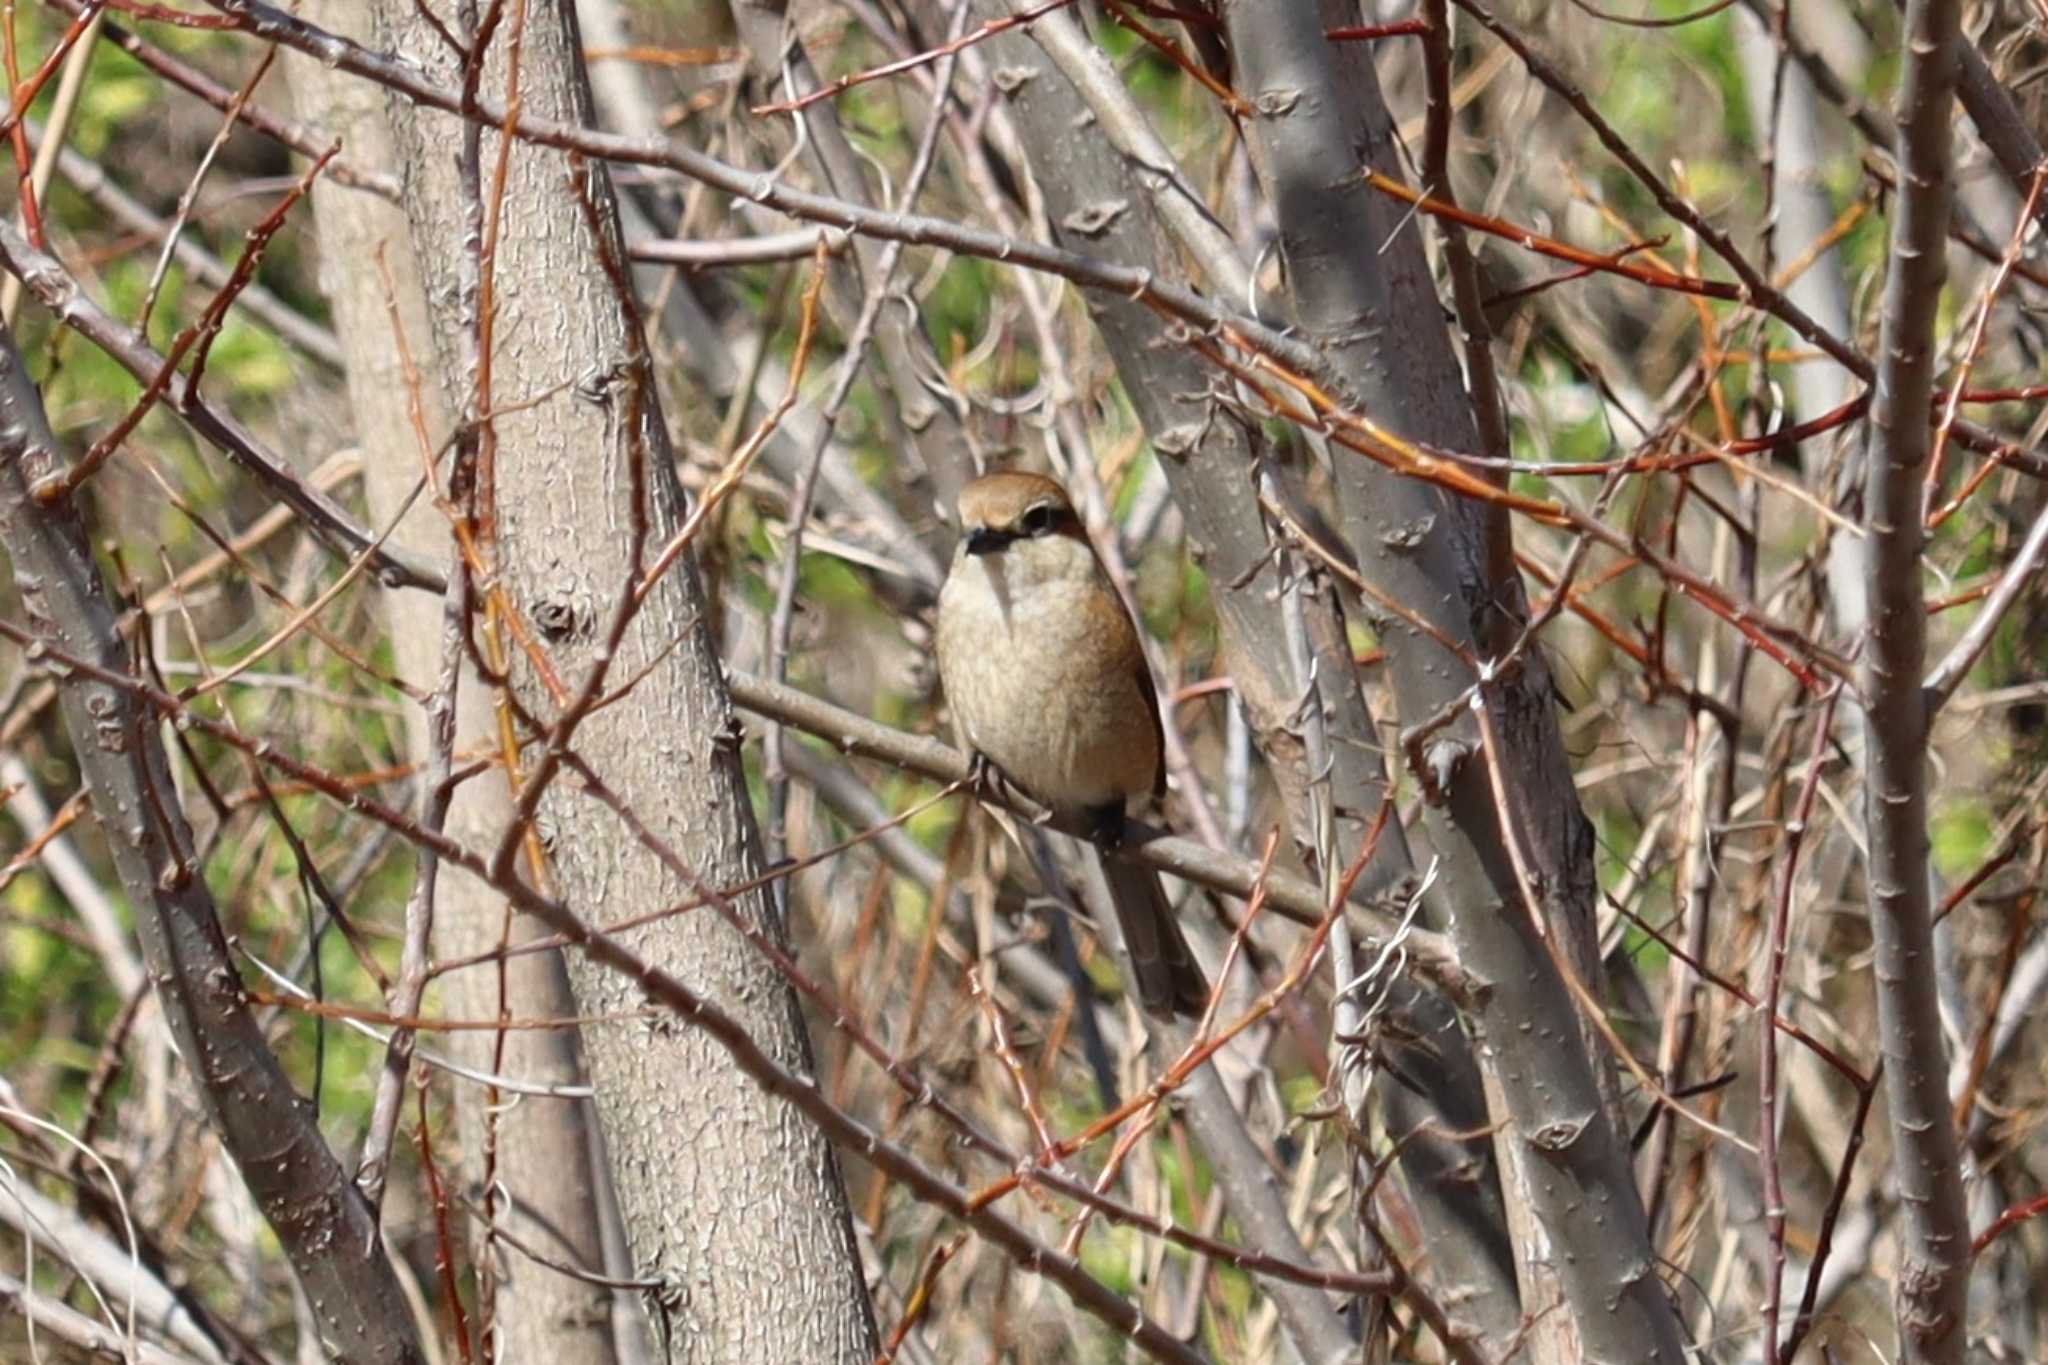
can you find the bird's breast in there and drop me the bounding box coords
[936,563,1158,813]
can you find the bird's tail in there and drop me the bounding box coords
[1098,855,1209,1020]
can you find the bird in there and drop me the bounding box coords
[934,470,1209,1019]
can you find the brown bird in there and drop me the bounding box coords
[935,471,1208,1019]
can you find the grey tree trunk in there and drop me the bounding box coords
[286,8,622,1360]
[0,325,426,1365]
[1860,0,1973,1358]
[966,3,1523,1351]
[1220,4,1685,1360]
[361,1,880,1358]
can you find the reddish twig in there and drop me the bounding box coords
[1326,19,1429,39]
[1760,684,1842,1362]
[99,0,236,25]
[1924,167,2047,524]
[876,1234,968,1364]
[416,1084,476,1365]
[0,2,106,145]
[0,8,42,249]
[1364,168,1742,300]
[1949,893,2035,1132]
[43,0,395,194]
[1973,1191,2048,1259]
[975,962,1065,1159]
[1102,0,1248,114]
[750,0,1075,116]
[1782,1071,1880,1360]
[31,142,338,504]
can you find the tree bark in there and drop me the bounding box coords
[1862,0,1973,1358]
[364,1,879,1358]
[1220,3,1685,1360]
[0,320,423,1364]
[286,8,622,1359]
[969,3,1523,1350]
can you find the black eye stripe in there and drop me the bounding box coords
[1018,503,1071,535]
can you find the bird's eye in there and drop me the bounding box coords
[1020,503,1060,535]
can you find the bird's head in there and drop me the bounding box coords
[954,472,1095,586]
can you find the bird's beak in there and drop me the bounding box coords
[963,526,1007,557]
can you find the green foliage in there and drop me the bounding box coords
[921,254,999,373]
[0,876,128,1129]
[1932,797,1994,881]
[68,48,157,157]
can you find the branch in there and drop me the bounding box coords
[0,1269,212,1365]
[0,216,440,591]
[0,611,1274,1361]
[1922,492,2048,709]
[198,0,1328,381]
[46,0,400,198]
[1951,23,2048,230]
[1451,0,2027,481]
[724,667,1470,990]
[28,116,346,368]
[1220,3,1685,1358]
[0,323,426,1364]
[1859,0,1973,1359]
[1004,0,1250,298]
[0,1174,228,1365]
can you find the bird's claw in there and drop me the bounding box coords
[966,751,1054,824]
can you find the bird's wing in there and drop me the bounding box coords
[1136,662,1166,801]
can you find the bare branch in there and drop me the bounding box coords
[0,323,425,1363]
[1859,0,1974,1358]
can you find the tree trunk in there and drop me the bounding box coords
[287,8,622,1359]
[1219,3,1684,1359]
[966,3,1524,1349]
[363,1,880,1357]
